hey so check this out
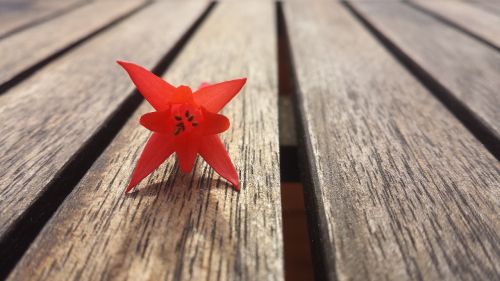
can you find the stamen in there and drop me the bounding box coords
[174,127,182,135]
[192,122,198,127]
[188,116,194,122]
[175,116,182,121]
[185,111,190,118]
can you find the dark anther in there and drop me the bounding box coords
[175,116,182,121]
[185,111,190,118]
[174,122,185,135]
[174,127,182,135]
[192,122,198,127]
[188,116,194,122]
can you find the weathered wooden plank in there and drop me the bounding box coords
[0,0,86,39]
[283,1,500,280]
[410,0,500,50]
[0,0,148,89]
[350,0,500,144]
[8,2,282,281]
[0,1,208,244]
[465,0,500,16]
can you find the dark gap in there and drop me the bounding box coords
[277,2,316,281]
[278,2,339,281]
[0,1,152,95]
[405,0,500,53]
[280,146,300,182]
[343,1,500,160]
[0,0,90,40]
[0,3,216,280]
[278,10,293,99]
[277,0,299,182]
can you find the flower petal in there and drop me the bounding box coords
[126,133,175,193]
[199,135,239,190]
[140,110,173,134]
[175,136,200,173]
[194,78,246,113]
[117,61,175,111]
[170,85,194,104]
[202,111,230,135]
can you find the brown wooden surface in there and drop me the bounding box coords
[351,0,500,142]
[0,0,208,245]
[411,0,500,49]
[0,0,147,88]
[284,0,500,280]
[281,183,314,281]
[8,2,283,280]
[0,0,86,39]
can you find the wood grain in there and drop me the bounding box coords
[0,0,148,88]
[0,0,86,39]
[351,0,500,142]
[465,0,500,16]
[0,1,207,245]
[411,0,500,49]
[284,1,500,280]
[8,2,283,280]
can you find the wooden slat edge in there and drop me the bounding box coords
[409,0,500,50]
[0,0,88,40]
[0,0,208,247]
[284,1,500,280]
[0,0,149,90]
[349,1,500,155]
[8,2,283,280]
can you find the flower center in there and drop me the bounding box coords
[170,104,203,136]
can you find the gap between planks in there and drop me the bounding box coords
[406,0,500,52]
[345,1,500,160]
[284,0,499,280]
[0,0,88,40]
[0,0,151,93]
[7,2,284,281]
[0,2,214,279]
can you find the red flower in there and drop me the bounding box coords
[117,61,246,193]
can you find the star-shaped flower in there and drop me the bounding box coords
[118,61,246,193]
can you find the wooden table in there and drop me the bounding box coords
[0,0,498,280]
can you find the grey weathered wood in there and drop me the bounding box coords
[465,0,500,16]
[284,1,500,280]
[0,0,86,39]
[0,1,208,244]
[0,0,147,88]
[8,2,283,280]
[351,0,500,142]
[411,0,500,49]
